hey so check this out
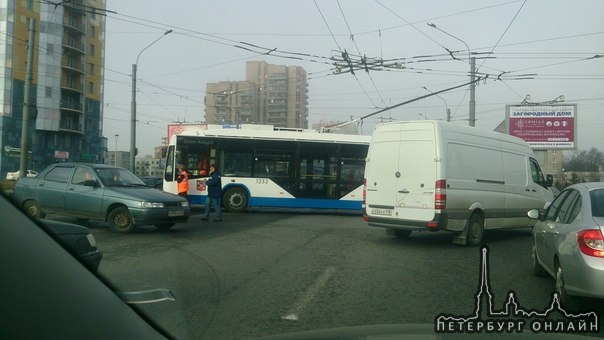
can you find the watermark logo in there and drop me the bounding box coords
[435,246,599,334]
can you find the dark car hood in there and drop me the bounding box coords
[106,186,185,202]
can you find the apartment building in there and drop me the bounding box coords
[205,61,308,129]
[0,0,106,176]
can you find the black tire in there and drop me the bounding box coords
[394,229,412,239]
[154,223,175,231]
[532,242,548,277]
[222,187,248,213]
[555,263,577,310]
[466,212,484,246]
[107,207,135,233]
[23,200,45,218]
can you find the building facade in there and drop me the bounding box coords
[0,0,106,176]
[204,61,308,129]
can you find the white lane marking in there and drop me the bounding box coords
[281,266,337,321]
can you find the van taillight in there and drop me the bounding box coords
[435,179,446,210]
[362,178,367,207]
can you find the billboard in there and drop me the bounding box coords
[505,104,577,150]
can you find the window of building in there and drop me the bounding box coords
[88,63,94,75]
[89,44,95,56]
[88,81,94,93]
[45,86,52,98]
[90,25,96,37]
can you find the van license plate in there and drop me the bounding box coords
[168,210,184,217]
[371,208,392,216]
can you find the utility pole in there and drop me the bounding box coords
[469,57,476,126]
[20,19,35,178]
[130,63,136,171]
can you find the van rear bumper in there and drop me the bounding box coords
[366,211,448,231]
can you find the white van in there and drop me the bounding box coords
[363,120,554,246]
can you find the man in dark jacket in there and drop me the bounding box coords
[202,164,223,221]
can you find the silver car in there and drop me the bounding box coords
[528,182,604,306]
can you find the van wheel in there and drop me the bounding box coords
[394,230,412,239]
[223,187,248,212]
[107,207,135,233]
[466,213,484,246]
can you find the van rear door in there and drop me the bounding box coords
[365,122,438,223]
[393,128,438,222]
[365,125,400,218]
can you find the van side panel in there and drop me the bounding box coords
[502,152,532,227]
[445,142,506,229]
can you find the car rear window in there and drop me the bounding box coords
[591,189,604,217]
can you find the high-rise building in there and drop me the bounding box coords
[0,0,106,176]
[204,61,308,129]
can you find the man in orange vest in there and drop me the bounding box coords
[176,164,189,201]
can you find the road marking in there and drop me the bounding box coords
[281,266,336,321]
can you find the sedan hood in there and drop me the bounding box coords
[106,186,186,202]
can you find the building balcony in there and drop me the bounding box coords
[60,102,83,114]
[61,61,85,75]
[59,121,83,135]
[62,38,85,54]
[63,20,85,34]
[61,80,84,93]
[63,0,85,10]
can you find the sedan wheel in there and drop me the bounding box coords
[555,263,578,310]
[107,207,135,233]
[23,201,45,218]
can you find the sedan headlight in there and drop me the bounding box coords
[180,201,190,207]
[141,202,165,208]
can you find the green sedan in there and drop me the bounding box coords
[12,163,191,233]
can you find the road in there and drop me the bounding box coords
[73,209,603,339]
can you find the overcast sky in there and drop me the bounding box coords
[103,0,604,156]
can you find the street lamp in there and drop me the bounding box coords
[130,29,172,172]
[114,134,119,166]
[427,23,476,126]
[422,86,450,122]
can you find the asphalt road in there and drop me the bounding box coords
[72,209,603,339]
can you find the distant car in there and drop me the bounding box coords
[139,176,163,189]
[12,163,191,233]
[528,182,604,306]
[38,219,102,272]
[6,169,38,180]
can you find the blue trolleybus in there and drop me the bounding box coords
[163,124,370,212]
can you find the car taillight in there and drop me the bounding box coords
[577,229,604,258]
[435,179,446,210]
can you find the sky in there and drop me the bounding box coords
[102,0,604,157]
